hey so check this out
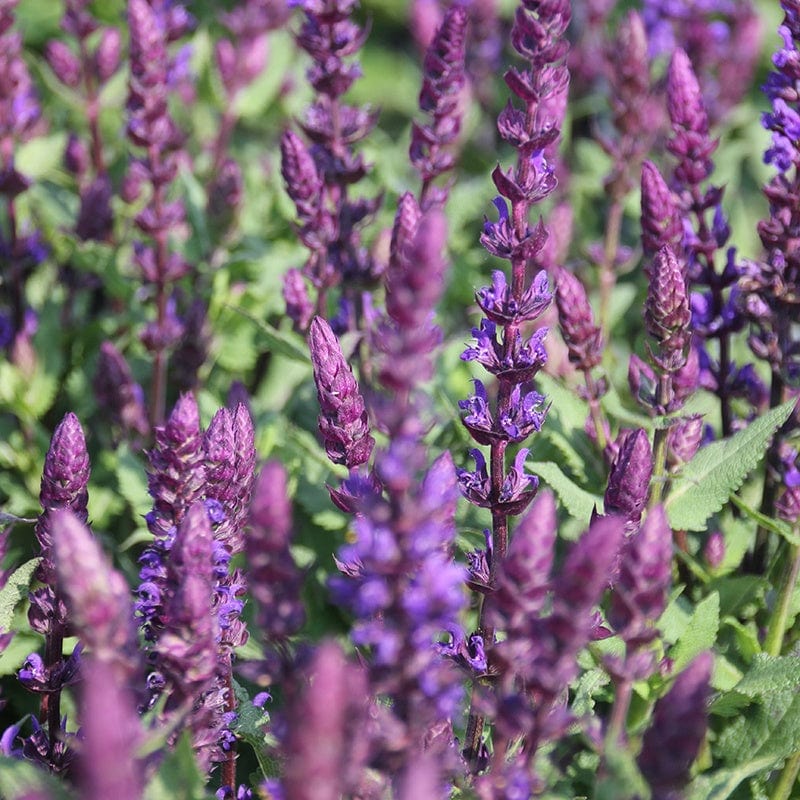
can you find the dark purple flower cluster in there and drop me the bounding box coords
[281,0,381,331]
[741,1,800,385]
[135,394,255,774]
[125,0,194,424]
[644,0,762,123]
[410,5,468,209]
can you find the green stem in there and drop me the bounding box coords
[584,371,608,451]
[771,752,800,800]
[606,677,632,746]
[599,200,623,334]
[764,535,800,657]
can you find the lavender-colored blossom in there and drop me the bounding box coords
[137,393,207,640]
[329,449,466,757]
[487,490,556,627]
[30,412,90,654]
[410,4,468,208]
[171,299,210,394]
[94,341,150,442]
[282,0,381,327]
[608,505,672,661]
[282,642,368,800]
[309,316,374,468]
[667,414,704,468]
[638,652,713,800]
[376,204,448,400]
[644,0,761,123]
[646,246,691,373]
[667,49,716,189]
[555,268,603,372]
[78,658,144,800]
[704,531,725,569]
[152,501,220,769]
[604,428,653,532]
[459,379,547,446]
[641,161,683,260]
[246,462,306,643]
[600,11,660,202]
[52,509,138,673]
[475,267,551,327]
[490,514,624,749]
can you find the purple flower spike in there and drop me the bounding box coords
[646,246,692,373]
[555,268,604,372]
[604,428,653,532]
[640,161,683,260]
[638,653,713,800]
[667,414,704,468]
[309,316,374,468]
[489,490,557,626]
[667,49,716,187]
[247,462,305,641]
[52,509,137,670]
[281,129,322,227]
[94,341,150,442]
[411,4,468,207]
[78,658,144,800]
[609,505,672,651]
[34,413,90,592]
[462,320,548,384]
[154,501,219,768]
[137,393,207,640]
[283,642,368,800]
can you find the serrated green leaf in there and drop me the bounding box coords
[0,558,40,634]
[233,679,281,780]
[528,461,601,523]
[686,755,780,800]
[665,399,796,531]
[143,732,209,800]
[0,754,77,800]
[732,654,800,697]
[669,592,719,673]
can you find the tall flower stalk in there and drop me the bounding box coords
[456,0,570,765]
[125,0,193,425]
[281,0,381,332]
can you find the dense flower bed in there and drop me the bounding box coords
[0,0,798,798]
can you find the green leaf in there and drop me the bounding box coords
[668,592,719,673]
[233,679,281,780]
[116,445,151,519]
[528,461,601,523]
[732,654,800,698]
[687,755,781,800]
[0,558,40,634]
[665,399,796,531]
[728,493,800,545]
[225,305,311,364]
[143,732,210,800]
[0,755,76,800]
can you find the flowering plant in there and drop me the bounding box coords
[0,1,799,799]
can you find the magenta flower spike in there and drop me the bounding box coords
[94,341,150,443]
[78,658,144,800]
[308,316,374,468]
[52,509,138,672]
[555,268,604,372]
[282,642,368,800]
[411,4,468,208]
[640,160,682,261]
[246,462,306,643]
[637,652,713,799]
[604,428,653,533]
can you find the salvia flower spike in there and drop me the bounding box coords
[308,316,374,468]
